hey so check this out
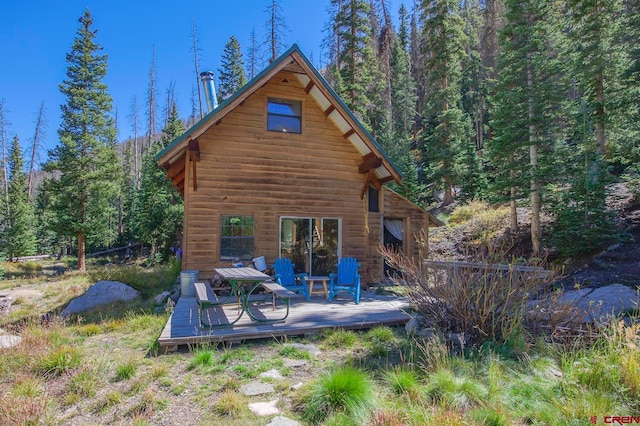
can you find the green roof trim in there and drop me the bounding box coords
[156,44,402,180]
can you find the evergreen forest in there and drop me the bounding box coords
[1,0,639,269]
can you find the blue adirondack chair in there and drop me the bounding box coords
[328,257,361,304]
[272,258,310,301]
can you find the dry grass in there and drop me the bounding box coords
[1,261,639,425]
[446,201,511,243]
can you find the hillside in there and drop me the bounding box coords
[428,182,640,290]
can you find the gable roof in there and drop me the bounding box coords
[157,44,403,191]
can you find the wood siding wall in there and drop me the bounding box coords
[380,188,431,273]
[181,70,432,284]
[183,70,373,280]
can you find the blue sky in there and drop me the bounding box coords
[0,0,343,156]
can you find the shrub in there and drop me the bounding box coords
[548,166,620,258]
[299,366,376,424]
[383,246,553,346]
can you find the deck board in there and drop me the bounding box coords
[158,292,410,350]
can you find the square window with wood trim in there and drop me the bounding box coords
[220,215,254,261]
[267,98,301,133]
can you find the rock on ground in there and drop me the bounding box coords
[0,335,22,349]
[267,415,301,426]
[248,399,280,416]
[61,281,141,316]
[240,381,275,396]
[554,284,640,324]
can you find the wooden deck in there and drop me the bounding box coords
[158,292,411,351]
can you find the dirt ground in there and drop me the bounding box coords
[556,182,640,290]
[430,182,640,291]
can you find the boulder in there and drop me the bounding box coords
[61,281,141,316]
[554,284,640,324]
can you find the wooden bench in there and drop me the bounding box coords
[194,281,220,327]
[261,280,301,308]
[255,280,304,323]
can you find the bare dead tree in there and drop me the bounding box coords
[130,95,140,190]
[27,101,47,198]
[247,27,260,79]
[264,0,289,63]
[0,99,10,222]
[146,45,158,154]
[191,19,204,119]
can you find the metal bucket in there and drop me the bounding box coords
[180,270,199,297]
[252,256,267,272]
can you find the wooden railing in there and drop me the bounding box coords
[424,260,553,280]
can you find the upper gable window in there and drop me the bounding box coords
[267,98,301,133]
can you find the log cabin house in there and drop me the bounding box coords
[157,44,441,285]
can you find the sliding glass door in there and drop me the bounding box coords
[279,217,340,275]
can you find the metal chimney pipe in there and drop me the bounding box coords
[200,71,218,113]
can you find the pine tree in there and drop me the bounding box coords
[323,0,388,137]
[131,103,184,264]
[4,136,37,261]
[612,0,640,175]
[391,4,416,142]
[33,179,61,255]
[419,0,477,205]
[44,10,121,272]
[460,0,485,153]
[388,4,424,203]
[567,0,625,160]
[487,0,565,253]
[217,36,248,101]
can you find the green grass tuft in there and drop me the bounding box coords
[114,360,137,382]
[321,328,357,349]
[35,345,83,377]
[189,349,215,370]
[425,368,487,410]
[385,367,425,402]
[300,366,377,424]
[213,390,248,418]
[278,345,312,360]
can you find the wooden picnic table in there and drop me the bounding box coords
[202,267,298,326]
